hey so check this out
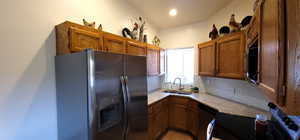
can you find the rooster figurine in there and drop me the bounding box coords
[229,14,241,32]
[209,24,219,40]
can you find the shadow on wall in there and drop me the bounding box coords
[0,30,57,140]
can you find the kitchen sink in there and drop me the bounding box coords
[163,89,193,95]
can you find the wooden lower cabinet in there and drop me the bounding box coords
[148,99,168,140]
[168,104,188,130]
[148,96,216,140]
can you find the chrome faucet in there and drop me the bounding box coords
[173,77,183,90]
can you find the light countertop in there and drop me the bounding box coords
[148,90,270,118]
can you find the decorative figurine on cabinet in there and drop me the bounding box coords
[83,19,95,28]
[152,36,161,46]
[138,17,146,42]
[83,19,102,31]
[209,24,219,40]
[219,26,230,37]
[241,16,252,29]
[122,23,139,40]
[229,14,241,32]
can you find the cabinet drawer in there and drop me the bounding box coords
[168,96,189,105]
[69,27,102,52]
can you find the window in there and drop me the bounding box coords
[166,47,194,85]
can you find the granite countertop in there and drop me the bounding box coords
[148,90,270,118]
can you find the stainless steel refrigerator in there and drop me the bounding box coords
[55,49,148,140]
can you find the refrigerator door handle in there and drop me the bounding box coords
[120,76,128,135]
[120,75,128,110]
[124,76,131,102]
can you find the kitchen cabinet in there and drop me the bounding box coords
[198,32,245,79]
[285,0,300,115]
[216,32,245,79]
[258,0,286,105]
[168,104,188,130]
[147,45,160,76]
[69,27,103,52]
[187,100,201,137]
[148,98,168,140]
[55,21,104,55]
[103,32,126,54]
[56,21,153,57]
[198,41,216,76]
[160,48,166,75]
[168,96,188,130]
[148,96,218,140]
[126,39,147,56]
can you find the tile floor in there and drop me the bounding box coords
[161,130,193,140]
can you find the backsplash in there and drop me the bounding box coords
[195,76,269,110]
[147,75,165,93]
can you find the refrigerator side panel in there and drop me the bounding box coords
[125,55,148,140]
[55,52,89,140]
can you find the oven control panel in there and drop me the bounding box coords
[268,103,300,140]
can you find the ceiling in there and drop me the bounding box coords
[126,0,233,29]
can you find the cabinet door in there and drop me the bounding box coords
[148,113,155,140]
[69,27,102,52]
[286,0,300,115]
[147,45,160,76]
[260,0,286,105]
[161,99,169,132]
[160,49,166,75]
[187,109,200,137]
[198,41,216,76]
[126,40,147,56]
[187,100,200,137]
[168,104,187,130]
[216,32,245,79]
[103,32,125,54]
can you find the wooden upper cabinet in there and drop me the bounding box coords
[55,21,103,55]
[198,41,216,76]
[198,32,245,79]
[103,32,126,54]
[69,27,103,52]
[216,32,246,79]
[126,39,147,56]
[147,45,160,76]
[160,49,166,75]
[259,0,286,105]
[246,6,261,45]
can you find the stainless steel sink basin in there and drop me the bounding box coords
[163,89,193,95]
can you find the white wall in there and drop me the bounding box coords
[160,0,254,48]
[160,0,269,110]
[0,0,158,140]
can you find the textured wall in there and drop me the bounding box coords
[0,0,158,140]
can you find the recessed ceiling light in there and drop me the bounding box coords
[169,9,177,17]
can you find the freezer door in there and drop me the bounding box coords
[124,55,148,140]
[92,52,127,140]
